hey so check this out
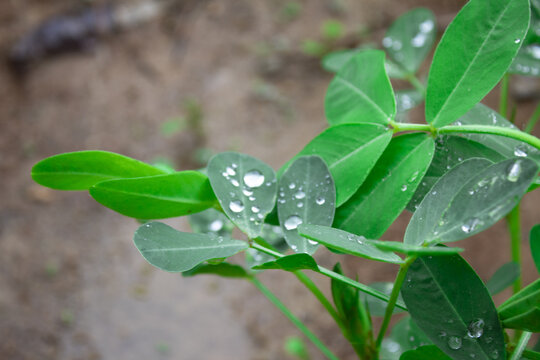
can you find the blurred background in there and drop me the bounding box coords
[1,0,539,359]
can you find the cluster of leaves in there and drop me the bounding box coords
[31,0,540,359]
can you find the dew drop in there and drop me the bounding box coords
[279,191,285,197]
[382,37,393,48]
[412,33,427,47]
[243,188,254,196]
[230,179,240,187]
[257,213,264,219]
[291,244,298,251]
[514,146,528,157]
[401,184,408,191]
[226,166,236,176]
[507,160,522,182]
[316,197,325,205]
[297,202,304,208]
[347,234,355,242]
[491,350,499,359]
[288,183,296,190]
[431,191,437,195]
[409,171,419,183]
[294,190,306,199]
[448,336,462,350]
[243,170,265,188]
[461,218,480,234]
[467,319,484,339]
[420,19,434,33]
[251,206,260,213]
[438,331,447,340]
[284,215,303,230]
[249,196,256,201]
[229,200,244,213]
[308,240,318,245]
[514,38,521,44]
[209,220,224,232]
[356,236,366,245]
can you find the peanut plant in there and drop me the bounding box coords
[32,0,540,359]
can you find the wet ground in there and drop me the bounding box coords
[1,0,539,359]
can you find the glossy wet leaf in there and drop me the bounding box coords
[382,8,436,74]
[207,152,277,239]
[426,0,530,127]
[334,133,434,239]
[32,150,166,190]
[89,171,217,219]
[361,282,405,317]
[486,261,520,295]
[499,279,540,331]
[407,135,503,212]
[133,222,248,272]
[380,316,433,360]
[400,345,450,360]
[455,104,540,164]
[278,123,392,206]
[325,50,395,125]
[297,224,402,264]
[509,44,540,76]
[277,156,336,254]
[188,208,234,238]
[372,241,463,256]
[401,253,505,360]
[322,48,406,78]
[531,224,540,274]
[182,262,249,278]
[405,158,538,245]
[252,254,318,272]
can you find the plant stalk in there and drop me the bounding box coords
[509,331,532,360]
[375,256,416,349]
[250,277,339,360]
[525,102,540,134]
[499,73,510,119]
[507,205,523,295]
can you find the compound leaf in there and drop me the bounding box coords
[32,150,166,190]
[182,263,249,279]
[133,222,248,272]
[252,254,318,272]
[426,0,530,127]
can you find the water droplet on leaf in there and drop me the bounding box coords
[209,220,224,232]
[229,200,244,213]
[448,336,462,350]
[507,161,522,182]
[284,215,303,230]
[243,170,265,188]
[467,319,484,339]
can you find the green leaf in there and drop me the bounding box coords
[499,279,540,328]
[531,224,540,274]
[182,262,249,278]
[277,156,336,254]
[401,253,505,360]
[455,104,540,164]
[207,152,277,238]
[405,158,538,245]
[380,316,433,360]
[502,306,540,332]
[188,208,235,237]
[486,261,521,295]
[32,150,166,190]
[297,224,402,264]
[252,254,318,272]
[509,44,540,76]
[361,282,405,317]
[382,8,437,74]
[133,222,248,272]
[325,50,395,125]
[322,49,406,78]
[407,135,504,212]
[426,0,530,127]
[89,171,217,219]
[279,123,393,206]
[400,345,451,360]
[334,133,434,239]
[372,241,463,256]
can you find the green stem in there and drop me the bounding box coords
[250,243,407,311]
[522,349,540,360]
[500,73,510,119]
[250,277,339,360]
[507,205,523,295]
[375,256,416,349]
[525,102,540,134]
[509,331,532,360]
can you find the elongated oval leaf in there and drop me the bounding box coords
[407,136,503,212]
[252,254,318,272]
[298,224,402,264]
[133,222,248,272]
[405,158,538,245]
[499,279,540,323]
[182,263,249,278]
[278,156,336,254]
[279,123,393,206]
[372,241,463,256]
[207,152,277,239]
[401,253,505,360]
[486,262,520,295]
[322,49,407,78]
[455,104,540,164]
[32,150,166,190]
[383,8,436,74]
[531,224,540,274]
[400,345,450,360]
[426,0,530,127]
[325,50,395,125]
[334,133,434,239]
[502,307,540,332]
[89,171,217,219]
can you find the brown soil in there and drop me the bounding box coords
[0,0,538,359]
